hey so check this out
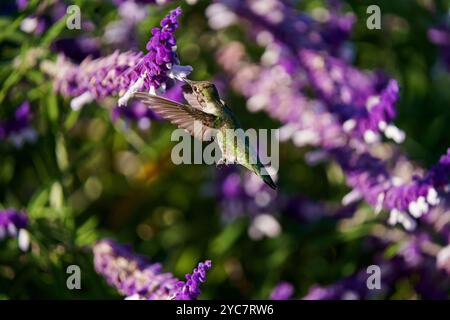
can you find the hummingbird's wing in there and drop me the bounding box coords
[133,92,218,141]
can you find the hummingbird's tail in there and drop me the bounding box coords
[250,163,277,190]
[261,173,277,190]
[241,141,277,190]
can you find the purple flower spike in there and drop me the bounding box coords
[216,0,405,145]
[0,101,37,147]
[93,239,211,300]
[45,8,191,109]
[175,260,212,300]
[217,27,450,231]
[45,51,143,110]
[118,7,192,106]
[270,282,294,300]
[93,239,179,299]
[331,147,450,230]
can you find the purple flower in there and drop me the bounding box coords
[211,0,353,54]
[318,0,355,55]
[216,0,404,145]
[331,147,450,230]
[93,239,211,300]
[45,51,143,110]
[118,7,192,106]
[0,208,30,251]
[16,0,28,10]
[299,51,404,144]
[217,24,450,231]
[0,101,37,147]
[175,260,212,300]
[428,25,450,70]
[217,43,346,150]
[46,8,191,110]
[270,282,294,300]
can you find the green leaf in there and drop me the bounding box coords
[47,90,59,124]
[41,18,68,47]
[75,216,99,247]
[50,182,64,211]
[27,189,49,219]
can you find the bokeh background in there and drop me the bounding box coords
[0,0,449,299]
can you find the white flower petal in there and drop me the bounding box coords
[18,229,30,251]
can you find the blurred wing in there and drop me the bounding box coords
[133,92,217,141]
[182,84,206,110]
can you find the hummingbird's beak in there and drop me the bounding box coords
[184,78,194,86]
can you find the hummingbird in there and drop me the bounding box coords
[132,79,277,190]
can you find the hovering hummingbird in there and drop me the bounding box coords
[132,79,277,190]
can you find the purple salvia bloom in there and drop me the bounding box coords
[45,51,143,110]
[0,101,37,147]
[118,7,192,106]
[331,147,450,230]
[93,239,211,300]
[217,0,404,144]
[0,208,30,251]
[218,37,450,230]
[211,0,353,54]
[217,43,346,149]
[175,260,212,300]
[159,80,185,103]
[218,42,449,233]
[270,282,294,300]
[93,239,179,299]
[318,0,356,55]
[45,8,189,110]
[299,51,404,144]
